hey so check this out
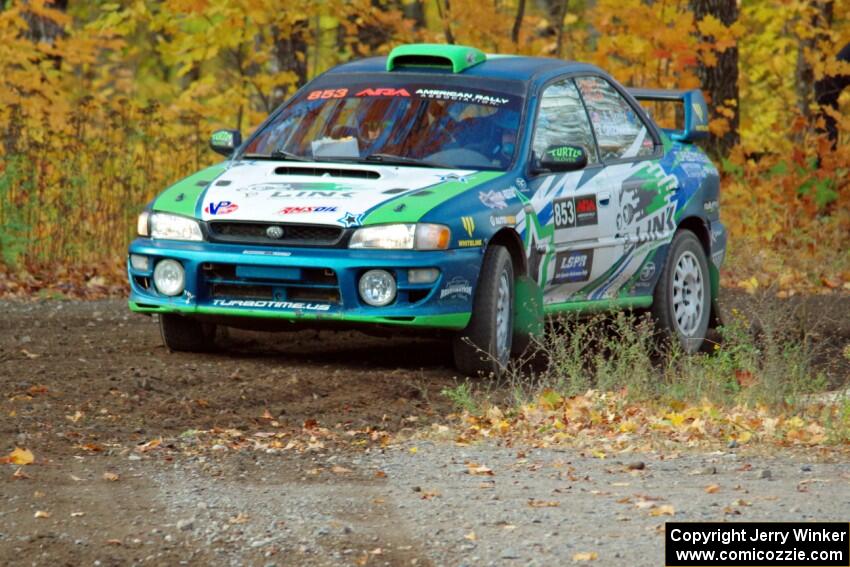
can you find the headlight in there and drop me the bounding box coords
[349,224,450,250]
[150,213,203,241]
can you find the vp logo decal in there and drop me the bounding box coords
[205,201,238,215]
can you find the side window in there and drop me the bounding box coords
[575,76,655,161]
[532,78,599,165]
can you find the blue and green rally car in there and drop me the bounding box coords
[128,43,727,375]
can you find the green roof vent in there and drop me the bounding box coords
[386,44,486,73]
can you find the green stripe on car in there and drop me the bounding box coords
[152,163,228,217]
[362,171,502,225]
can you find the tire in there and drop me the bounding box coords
[453,246,514,376]
[159,313,217,352]
[652,230,711,353]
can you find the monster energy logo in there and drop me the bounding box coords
[461,216,475,237]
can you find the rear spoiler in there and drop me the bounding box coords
[628,88,709,144]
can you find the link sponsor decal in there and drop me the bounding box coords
[665,522,849,567]
[279,206,338,215]
[440,276,472,300]
[553,195,597,229]
[236,182,356,200]
[461,216,475,237]
[212,299,331,311]
[414,88,509,106]
[205,201,238,215]
[307,88,348,100]
[553,249,593,283]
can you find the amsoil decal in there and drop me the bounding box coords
[279,206,338,215]
[356,88,410,97]
[553,195,597,229]
[205,201,238,215]
[212,299,331,311]
[553,249,594,283]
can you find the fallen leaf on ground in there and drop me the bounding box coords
[528,499,560,508]
[464,531,477,541]
[650,505,675,516]
[572,551,598,561]
[2,447,34,465]
[331,465,352,474]
[34,510,50,519]
[102,472,119,482]
[466,463,494,476]
[704,484,720,494]
[229,513,249,524]
[12,468,30,480]
[71,512,85,517]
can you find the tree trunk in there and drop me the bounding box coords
[511,0,527,45]
[435,0,455,44]
[690,0,739,157]
[796,1,834,125]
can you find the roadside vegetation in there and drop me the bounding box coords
[441,295,850,450]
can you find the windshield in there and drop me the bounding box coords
[242,77,525,170]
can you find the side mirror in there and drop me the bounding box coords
[210,129,242,156]
[537,144,588,172]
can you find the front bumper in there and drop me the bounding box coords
[127,239,481,329]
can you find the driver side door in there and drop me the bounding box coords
[527,77,617,305]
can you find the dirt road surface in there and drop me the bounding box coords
[1,294,849,566]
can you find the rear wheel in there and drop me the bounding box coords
[652,230,710,353]
[453,246,514,376]
[159,314,217,352]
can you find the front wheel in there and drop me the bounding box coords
[159,314,217,352]
[652,230,711,353]
[453,246,514,376]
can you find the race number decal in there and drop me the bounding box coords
[553,195,597,229]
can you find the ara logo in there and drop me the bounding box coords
[205,201,238,215]
[278,206,338,215]
[355,88,410,97]
[461,216,475,237]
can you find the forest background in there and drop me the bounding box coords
[0,0,847,298]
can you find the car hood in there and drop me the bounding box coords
[185,160,489,227]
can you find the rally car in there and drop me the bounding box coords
[128,43,727,375]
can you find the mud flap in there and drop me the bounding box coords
[512,275,544,355]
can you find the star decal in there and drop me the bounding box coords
[338,212,363,227]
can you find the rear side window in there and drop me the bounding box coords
[532,78,599,165]
[576,76,655,161]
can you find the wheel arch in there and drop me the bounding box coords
[676,215,710,257]
[488,228,527,275]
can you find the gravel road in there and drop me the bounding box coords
[1,295,848,566]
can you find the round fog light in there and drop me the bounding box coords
[358,269,396,307]
[153,259,185,296]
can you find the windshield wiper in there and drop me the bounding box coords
[361,153,448,169]
[270,149,312,161]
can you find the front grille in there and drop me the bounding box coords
[207,222,344,247]
[202,263,341,306]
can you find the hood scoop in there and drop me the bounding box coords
[273,166,380,179]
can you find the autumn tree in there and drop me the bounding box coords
[690,0,740,156]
